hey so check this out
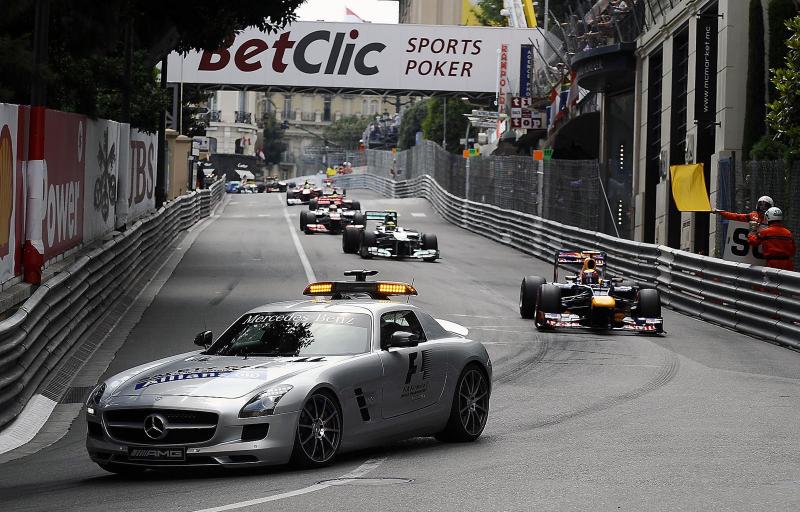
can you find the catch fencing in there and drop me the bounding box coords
[336,172,800,350]
[367,140,606,234]
[0,179,224,431]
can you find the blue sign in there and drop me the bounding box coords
[519,45,533,97]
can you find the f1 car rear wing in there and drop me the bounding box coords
[364,210,398,223]
[554,250,606,281]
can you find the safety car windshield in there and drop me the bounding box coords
[207,312,371,357]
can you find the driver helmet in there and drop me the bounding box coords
[384,215,396,230]
[756,195,774,213]
[580,257,599,285]
[328,203,338,211]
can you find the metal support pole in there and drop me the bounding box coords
[156,57,168,207]
[465,156,471,200]
[442,98,447,149]
[544,0,550,31]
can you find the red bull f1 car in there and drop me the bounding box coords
[518,250,663,333]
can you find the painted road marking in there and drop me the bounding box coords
[410,212,426,217]
[257,214,271,217]
[281,195,316,283]
[192,458,387,512]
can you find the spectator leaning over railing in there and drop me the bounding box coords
[747,207,796,271]
[711,195,774,229]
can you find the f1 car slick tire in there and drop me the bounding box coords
[519,275,546,319]
[422,233,438,262]
[290,391,342,469]
[360,231,376,259]
[98,462,147,475]
[308,198,318,210]
[435,364,489,443]
[535,285,562,330]
[300,210,316,234]
[286,192,295,205]
[342,226,361,253]
[349,200,361,211]
[636,288,661,318]
[352,212,366,227]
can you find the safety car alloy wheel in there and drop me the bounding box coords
[437,365,489,442]
[292,392,342,468]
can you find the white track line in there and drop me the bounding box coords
[192,457,387,512]
[281,195,316,283]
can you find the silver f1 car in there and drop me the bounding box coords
[86,271,490,473]
[519,250,663,333]
[342,211,439,261]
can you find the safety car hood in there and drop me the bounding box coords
[113,355,336,399]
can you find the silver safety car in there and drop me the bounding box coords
[85,271,491,473]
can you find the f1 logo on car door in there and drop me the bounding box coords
[402,350,431,399]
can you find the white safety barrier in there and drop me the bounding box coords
[0,179,224,430]
[336,173,800,349]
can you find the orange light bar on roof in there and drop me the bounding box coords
[304,282,333,295]
[377,282,417,295]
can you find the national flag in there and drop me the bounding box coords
[566,70,579,110]
[345,7,364,23]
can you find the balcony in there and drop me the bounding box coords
[208,110,222,122]
[234,111,252,124]
[300,112,317,122]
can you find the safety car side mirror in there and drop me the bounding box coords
[387,331,419,349]
[194,330,213,348]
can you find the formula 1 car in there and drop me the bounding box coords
[286,180,322,205]
[85,270,490,473]
[342,211,439,262]
[264,176,287,193]
[307,194,360,212]
[518,250,663,333]
[300,201,365,235]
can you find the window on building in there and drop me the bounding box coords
[283,95,293,119]
[362,99,368,115]
[369,100,378,115]
[323,95,332,122]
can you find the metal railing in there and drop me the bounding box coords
[0,179,225,431]
[335,172,800,350]
[234,111,252,124]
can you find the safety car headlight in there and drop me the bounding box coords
[239,384,294,418]
[86,383,106,411]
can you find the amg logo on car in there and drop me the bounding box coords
[129,449,183,458]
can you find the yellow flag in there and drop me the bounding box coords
[669,164,711,212]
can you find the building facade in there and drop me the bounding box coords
[397,0,463,25]
[204,91,260,156]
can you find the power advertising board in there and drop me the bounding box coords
[0,104,25,285]
[84,119,121,242]
[116,127,157,227]
[167,22,542,93]
[43,110,86,259]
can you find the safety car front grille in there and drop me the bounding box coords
[104,408,218,445]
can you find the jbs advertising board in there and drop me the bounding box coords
[167,22,542,93]
[116,127,157,227]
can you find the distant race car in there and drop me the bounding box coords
[85,270,491,473]
[286,181,322,205]
[264,176,287,193]
[342,211,439,262]
[518,250,663,332]
[300,200,365,235]
[308,194,360,212]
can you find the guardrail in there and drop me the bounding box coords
[0,179,225,430]
[337,173,800,349]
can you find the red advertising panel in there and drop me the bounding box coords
[43,110,86,259]
[0,103,26,285]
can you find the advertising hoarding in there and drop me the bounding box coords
[167,22,542,93]
[116,127,157,227]
[84,119,121,242]
[0,104,25,285]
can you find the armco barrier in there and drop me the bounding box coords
[0,179,224,430]
[337,173,800,349]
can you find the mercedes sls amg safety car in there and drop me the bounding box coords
[286,180,322,205]
[85,270,490,473]
[300,199,364,235]
[518,250,663,332]
[341,211,439,261]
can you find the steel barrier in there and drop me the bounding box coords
[0,179,225,430]
[337,173,800,349]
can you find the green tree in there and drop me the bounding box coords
[397,100,429,150]
[323,115,372,150]
[260,113,288,167]
[474,0,507,26]
[0,0,305,131]
[767,0,799,101]
[767,15,800,160]
[743,0,767,158]
[421,98,473,153]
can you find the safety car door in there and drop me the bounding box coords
[378,310,446,419]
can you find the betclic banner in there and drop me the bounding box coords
[167,22,542,93]
[116,127,157,227]
[84,119,121,242]
[0,104,25,285]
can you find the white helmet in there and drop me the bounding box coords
[756,196,774,213]
[765,206,783,222]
